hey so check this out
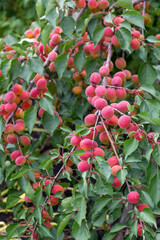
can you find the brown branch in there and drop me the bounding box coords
[142,0,146,35]
[75,4,88,23]
[102,43,112,86]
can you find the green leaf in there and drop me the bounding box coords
[72,220,91,240]
[104,12,113,24]
[110,223,126,233]
[122,10,144,29]
[39,97,54,116]
[94,179,113,196]
[6,223,19,240]
[60,126,72,133]
[74,50,86,73]
[9,59,21,81]
[37,225,54,239]
[130,221,137,236]
[54,52,70,79]
[40,158,54,171]
[46,8,58,29]
[139,208,157,227]
[120,21,131,31]
[36,0,44,19]
[0,116,5,137]
[93,27,104,46]
[115,27,132,51]
[34,188,43,207]
[152,145,160,166]
[42,112,59,134]
[33,207,42,225]
[116,0,133,10]
[57,213,72,237]
[6,194,20,209]
[75,198,86,226]
[60,16,75,37]
[140,85,160,101]
[138,63,157,85]
[5,35,18,46]
[124,139,139,158]
[146,36,160,43]
[19,64,33,83]
[117,169,128,185]
[82,172,88,198]
[28,57,44,75]
[85,58,97,77]
[148,175,160,206]
[102,232,117,240]
[24,105,38,134]
[42,25,53,47]
[11,166,31,180]
[153,47,160,60]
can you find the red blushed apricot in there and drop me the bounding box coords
[52,184,64,195]
[131,30,141,39]
[90,72,101,85]
[14,122,25,133]
[134,129,145,142]
[131,39,140,50]
[15,156,26,165]
[49,62,56,72]
[94,98,108,110]
[105,88,116,100]
[104,27,113,37]
[48,51,58,62]
[34,73,43,84]
[83,127,98,140]
[99,131,109,144]
[4,91,16,103]
[80,138,93,150]
[127,191,139,204]
[71,135,81,146]
[0,104,8,115]
[95,86,106,97]
[115,58,126,70]
[106,115,118,126]
[38,108,45,118]
[91,96,100,107]
[126,123,138,137]
[10,150,21,161]
[42,210,51,222]
[66,158,74,167]
[114,71,126,82]
[72,86,82,95]
[48,195,59,206]
[30,88,41,99]
[93,147,105,157]
[96,124,105,132]
[25,30,34,38]
[112,177,121,188]
[116,89,126,99]
[118,115,131,129]
[114,17,124,26]
[123,70,131,79]
[111,76,122,87]
[111,35,121,48]
[111,165,122,176]
[84,114,97,126]
[73,72,82,82]
[20,136,31,146]
[20,91,30,101]
[79,150,91,161]
[5,102,17,112]
[78,161,91,172]
[88,0,98,9]
[137,203,149,212]
[131,74,140,84]
[51,34,61,45]
[98,0,109,9]
[36,78,47,90]
[85,85,96,97]
[75,0,86,8]
[21,99,32,111]
[7,133,17,144]
[108,156,119,167]
[102,106,114,119]
[13,84,23,96]
[99,66,110,77]
[4,124,14,134]
[118,100,130,113]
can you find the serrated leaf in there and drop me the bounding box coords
[122,10,144,29]
[54,52,70,78]
[28,57,44,75]
[93,27,104,46]
[38,225,54,239]
[116,0,133,10]
[36,0,44,19]
[72,220,91,240]
[75,198,86,226]
[5,35,18,46]
[115,27,132,51]
[46,8,58,29]
[139,208,157,227]
[152,145,160,166]
[24,105,38,134]
[42,25,53,47]
[60,16,75,37]
[110,223,126,233]
[39,97,54,116]
[6,195,20,209]
[57,213,72,237]
[74,50,86,73]
[124,138,139,158]
[11,166,31,180]
[42,112,59,134]
[138,63,157,85]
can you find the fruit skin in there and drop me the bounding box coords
[84,114,97,126]
[137,203,149,212]
[20,91,30,100]
[52,184,64,195]
[75,0,86,8]
[105,88,116,100]
[78,161,91,172]
[15,156,26,165]
[71,135,81,146]
[5,102,17,112]
[10,150,21,161]
[13,84,23,95]
[88,0,98,10]
[80,139,93,150]
[98,0,109,9]
[7,133,17,144]
[118,115,131,129]
[118,101,130,113]
[116,88,126,99]
[130,39,140,50]
[106,115,118,126]
[85,85,96,97]
[112,177,121,188]
[95,85,106,97]
[14,122,25,133]
[99,66,109,77]
[127,191,139,204]
[104,27,113,37]
[72,86,82,95]
[4,91,16,103]
[115,58,126,70]
[93,147,105,157]
[108,156,119,168]
[134,129,145,142]
[4,124,14,134]
[94,98,108,110]
[90,72,101,85]
[30,88,41,99]
[36,78,47,90]
[20,136,31,146]
[49,195,59,206]
[102,106,114,119]
[111,76,122,87]
[111,165,122,176]
[48,51,58,62]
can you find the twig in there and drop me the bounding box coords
[75,4,88,23]
[102,43,112,86]
[142,0,146,35]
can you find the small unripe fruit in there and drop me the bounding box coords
[30,88,41,99]
[7,133,17,144]
[78,161,91,172]
[20,136,31,146]
[99,66,110,77]
[94,98,108,110]
[72,86,82,95]
[85,85,96,97]
[93,147,105,157]
[127,191,139,204]
[108,156,119,167]
[115,58,126,70]
[112,177,121,188]
[73,72,82,82]
[118,101,130,113]
[111,76,122,87]
[71,135,81,146]
[52,184,64,195]
[49,195,59,206]
[48,51,58,62]
[84,114,97,126]
[118,115,131,129]
[36,78,47,90]
[80,139,93,150]
[95,85,106,97]
[114,17,124,26]
[137,203,149,212]
[10,150,21,161]
[4,91,16,103]
[15,156,26,165]
[134,129,145,142]
[90,72,101,85]
[131,39,140,50]
[4,124,14,134]
[49,62,56,72]
[111,165,122,176]
[131,74,140,84]
[102,106,114,119]
[91,96,100,107]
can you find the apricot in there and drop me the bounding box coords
[131,39,140,50]
[4,124,14,134]
[131,74,139,84]
[4,91,16,103]
[85,85,96,97]
[75,0,86,8]
[42,210,51,222]
[111,165,122,176]
[15,155,26,165]
[111,76,122,87]
[68,57,74,68]
[99,66,110,77]
[91,96,100,107]
[111,35,121,48]
[93,147,105,157]
[49,62,56,72]
[112,177,121,188]
[49,195,59,206]
[20,91,30,101]
[73,72,82,82]
[95,86,107,97]
[20,136,31,146]
[105,88,116,100]
[42,179,52,190]
[48,51,58,62]
[118,115,131,129]
[14,122,25,133]
[99,131,109,144]
[126,123,137,137]
[29,88,41,99]
[127,191,139,204]
[115,58,126,70]
[94,98,108,110]
[116,88,126,99]
[98,0,109,9]
[34,73,43,83]
[5,102,17,112]
[52,184,64,195]
[71,135,81,146]
[80,138,93,150]
[106,115,118,126]
[118,100,130,113]
[51,34,61,45]
[10,150,21,161]
[7,133,17,144]
[79,150,91,161]
[108,156,119,167]
[137,203,149,212]
[96,124,105,132]
[90,72,101,85]
[72,86,82,95]
[123,70,131,79]
[114,17,124,26]
[13,84,23,95]
[83,127,98,139]
[104,27,113,37]
[134,129,145,142]
[102,106,114,119]
[21,99,32,110]
[84,114,97,126]
[131,30,141,39]
[78,161,91,172]
[36,78,47,90]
